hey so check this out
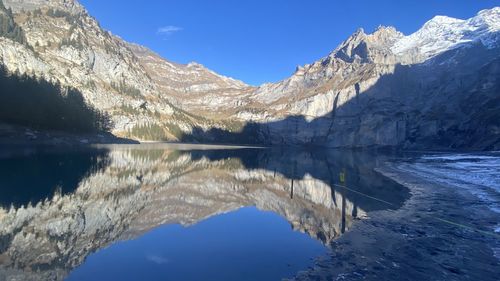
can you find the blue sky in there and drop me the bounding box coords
[79,0,499,86]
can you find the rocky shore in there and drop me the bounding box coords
[290,162,499,281]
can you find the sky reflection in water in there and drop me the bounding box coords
[0,145,409,281]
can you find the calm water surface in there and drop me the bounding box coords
[0,145,409,281]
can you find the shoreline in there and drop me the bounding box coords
[0,124,137,146]
[291,162,499,281]
[131,141,268,150]
[1,124,498,153]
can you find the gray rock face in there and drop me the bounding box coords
[3,0,84,14]
[0,0,239,141]
[129,44,255,119]
[229,8,500,150]
[0,0,498,149]
[220,8,496,150]
[247,44,500,150]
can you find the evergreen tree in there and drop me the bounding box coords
[0,64,113,133]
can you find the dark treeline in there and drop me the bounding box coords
[0,64,112,133]
[0,147,111,208]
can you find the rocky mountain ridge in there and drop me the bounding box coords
[223,7,500,149]
[244,8,500,120]
[392,8,500,60]
[128,43,255,119]
[0,0,498,149]
[0,0,248,141]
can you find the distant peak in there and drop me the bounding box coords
[426,15,464,25]
[422,7,500,27]
[355,27,365,33]
[473,7,500,29]
[340,28,367,45]
[391,6,500,60]
[187,62,204,68]
[351,28,366,38]
[477,6,500,17]
[374,25,397,33]
[3,0,84,13]
[370,25,404,42]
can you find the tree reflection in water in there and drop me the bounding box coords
[0,145,409,281]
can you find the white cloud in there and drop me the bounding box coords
[157,25,183,36]
[146,254,170,265]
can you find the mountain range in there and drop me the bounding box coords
[0,0,499,149]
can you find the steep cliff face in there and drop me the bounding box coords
[249,44,500,149]
[0,0,498,149]
[245,7,499,118]
[0,0,244,141]
[231,8,500,149]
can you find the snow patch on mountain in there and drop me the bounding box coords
[392,7,500,59]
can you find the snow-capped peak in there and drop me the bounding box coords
[474,7,500,29]
[391,7,500,59]
[425,15,465,26]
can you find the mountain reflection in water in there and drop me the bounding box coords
[0,145,409,281]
